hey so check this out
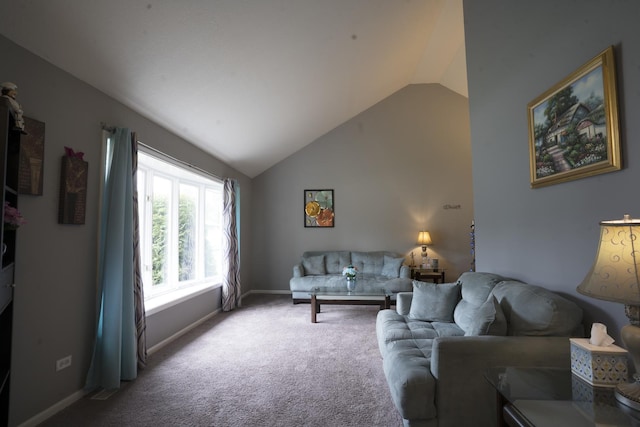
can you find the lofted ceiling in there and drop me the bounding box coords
[0,0,466,178]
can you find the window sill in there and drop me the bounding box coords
[145,282,221,316]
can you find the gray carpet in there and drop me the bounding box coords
[39,294,403,426]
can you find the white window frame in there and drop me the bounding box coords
[136,146,224,315]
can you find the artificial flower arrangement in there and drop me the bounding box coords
[342,264,358,279]
[4,201,26,230]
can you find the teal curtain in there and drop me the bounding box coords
[86,127,146,390]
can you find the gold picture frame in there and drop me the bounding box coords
[528,46,621,188]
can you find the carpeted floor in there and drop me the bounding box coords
[38,294,403,427]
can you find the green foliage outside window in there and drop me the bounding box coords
[178,195,196,281]
[152,195,168,286]
[152,194,197,285]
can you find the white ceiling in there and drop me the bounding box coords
[0,0,466,178]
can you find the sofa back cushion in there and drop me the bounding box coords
[491,280,583,336]
[453,272,508,335]
[457,272,506,302]
[301,254,326,275]
[351,251,386,275]
[302,251,350,275]
[461,296,508,336]
[381,255,405,278]
[409,281,461,322]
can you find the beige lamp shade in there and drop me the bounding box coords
[577,215,640,305]
[417,231,433,246]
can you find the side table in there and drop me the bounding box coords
[411,268,445,283]
[485,366,638,426]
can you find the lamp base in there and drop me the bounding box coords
[618,314,640,414]
[616,379,640,411]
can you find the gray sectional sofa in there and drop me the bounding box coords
[289,250,413,303]
[376,272,584,427]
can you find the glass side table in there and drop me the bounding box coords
[485,366,640,426]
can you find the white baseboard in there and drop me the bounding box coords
[17,389,86,427]
[16,289,291,426]
[148,289,291,354]
[245,289,291,295]
[148,308,221,355]
[20,308,222,426]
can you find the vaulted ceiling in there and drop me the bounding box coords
[0,0,466,177]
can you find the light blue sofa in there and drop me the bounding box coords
[290,250,413,303]
[376,272,584,427]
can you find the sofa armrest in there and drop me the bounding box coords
[292,264,304,278]
[399,265,411,279]
[430,336,571,427]
[395,292,413,315]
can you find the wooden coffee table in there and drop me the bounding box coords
[309,286,391,323]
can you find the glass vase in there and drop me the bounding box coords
[346,277,357,292]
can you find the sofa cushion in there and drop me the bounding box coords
[302,251,350,274]
[453,271,507,333]
[377,310,437,357]
[382,342,437,421]
[492,280,583,336]
[377,310,465,357]
[462,296,507,336]
[409,281,460,322]
[457,271,506,303]
[351,251,385,275]
[431,321,465,337]
[302,254,326,275]
[381,255,404,278]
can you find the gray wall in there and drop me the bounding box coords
[251,84,474,291]
[0,35,252,426]
[464,0,640,340]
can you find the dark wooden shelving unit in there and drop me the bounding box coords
[0,103,19,427]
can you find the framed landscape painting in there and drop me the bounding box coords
[304,189,334,227]
[527,46,621,188]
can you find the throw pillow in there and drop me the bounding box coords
[464,296,508,336]
[409,281,460,322]
[381,255,404,278]
[302,254,326,275]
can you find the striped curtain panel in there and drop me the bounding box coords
[131,136,147,369]
[222,178,241,311]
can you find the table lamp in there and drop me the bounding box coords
[577,214,640,410]
[416,231,432,267]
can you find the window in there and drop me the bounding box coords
[137,149,224,309]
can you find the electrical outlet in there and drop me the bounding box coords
[55,355,72,372]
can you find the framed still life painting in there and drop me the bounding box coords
[527,46,621,188]
[304,189,334,227]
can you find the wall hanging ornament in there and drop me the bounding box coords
[0,81,26,134]
[58,146,88,224]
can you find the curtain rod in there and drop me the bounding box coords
[138,142,224,182]
[101,122,224,181]
[100,122,116,133]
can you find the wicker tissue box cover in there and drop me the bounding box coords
[570,338,628,387]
